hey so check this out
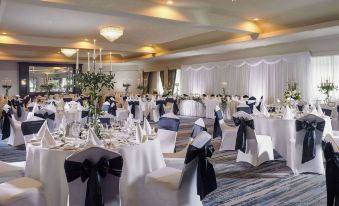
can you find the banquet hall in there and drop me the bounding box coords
[0,0,339,205]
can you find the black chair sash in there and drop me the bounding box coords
[63,98,73,102]
[28,106,33,112]
[184,143,217,200]
[108,101,117,116]
[34,111,55,121]
[156,100,165,117]
[212,110,223,139]
[323,142,339,206]
[322,108,332,117]
[77,99,83,106]
[296,119,325,163]
[21,120,45,135]
[102,104,110,112]
[1,111,11,140]
[64,156,123,206]
[128,101,139,117]
[233,117,255,153]
[82,111,89,118]
[236,107,251,114]
[337,105,339,113]
[256,96,263,111]
[297,105,303,112]
[165,98,179,115]
[13,100,23,118]
[99,118,110,125]
[191,124,207,139]
[123,96,127,101]
[158,117,180,131]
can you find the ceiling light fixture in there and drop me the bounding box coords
[100,26,123,42]
[167,0,173,5]
[252,18,260,21]
[60,48,77,57]
[2,32,7,35]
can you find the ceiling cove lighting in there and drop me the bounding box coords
[100,26,124,42]
[60,48,77,57]
[167,0,173,5]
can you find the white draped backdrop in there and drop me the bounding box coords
[180,52,339,103]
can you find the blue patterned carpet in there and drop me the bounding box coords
[0,116,327,206]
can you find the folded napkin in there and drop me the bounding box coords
[34,121,48,140]
[85,128,104,147]
[303,104,311,114]
[39,121,57,148]
[143,117,152,135]
[282,106,294,120]
[261,104,270,118]
[310,105,318,115]
[317,104,324,116]
[136,123,147,143]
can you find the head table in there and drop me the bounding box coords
[25,129,164,206]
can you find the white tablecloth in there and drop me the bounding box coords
[204,99,220,118]
[253,116,333,162]
[25,139,163,206]
[179,100,205,117]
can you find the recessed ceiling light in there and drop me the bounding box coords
[2,32,7,35]
[167,0,173,5]
[232,0,237,2]
[83,38,89,41]
[252,18,260,21]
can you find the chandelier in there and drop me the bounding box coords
[60,48,77,57]
[100,26,123,42]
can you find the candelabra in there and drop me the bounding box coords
[2,79,12,97]
[318,79,338,102]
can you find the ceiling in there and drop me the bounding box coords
[0,0,339,64]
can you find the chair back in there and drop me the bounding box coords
[157,113,180,153]
[233,111,256,140]
[236,103,251,114]
[191,118,206,139]
[65,147,123,206]
[21,116,45,143]
[322,108,332,117]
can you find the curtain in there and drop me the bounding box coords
[143,72,152,93]
[160,71,164,89]
[156,71,164,95]
[168,69,177,91]
[181,52,312,103]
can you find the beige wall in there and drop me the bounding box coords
[0,61,19,96]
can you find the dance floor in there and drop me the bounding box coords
[0,116,326,206]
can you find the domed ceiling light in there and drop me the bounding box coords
[100,26,124,42]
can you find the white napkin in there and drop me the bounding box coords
[136,123,147,143]
[252,106,261,116]
[317,104,324,116]
[34,121,48,140]
[85,128,104,147]
[40,122,57,148]
[303,104,311,114]
[143,117,152,135]
[32,103,40,113]
[310,105,318,115]
[261,104,270,118]
[282,106,294,120]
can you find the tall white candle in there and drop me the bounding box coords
[76,49,79,73]
[99,48,102,69]
[93,39,96,60]
[110,52,112,72]
[87,52,90,71]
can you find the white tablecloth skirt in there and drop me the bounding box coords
[179,100,205,117]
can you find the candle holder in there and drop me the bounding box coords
[318,80,338,102]
[123,83,131,94]
[2,79,12,97]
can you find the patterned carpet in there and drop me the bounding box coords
[0,116,327,206]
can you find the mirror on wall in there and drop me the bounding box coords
[28,66,74,93]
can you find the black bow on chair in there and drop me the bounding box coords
[212,110,223,138]
[296,119,325,163]
[128,101,139,117]
[13,100,23,118]
[34,111,55,121]
[323,141,339,206]
[233,117,255,153]
[21,120,45,136]
[64,156,123,206]
[184,143,217,200]
[108,101,117,116]
[156,100,165,117]
[1,110,11,140]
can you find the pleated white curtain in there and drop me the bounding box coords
[309,55,339,101]
[181,52,312,103]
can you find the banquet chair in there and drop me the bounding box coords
[8,115,25,146]
[323,141,339,206]
[128,101,143,121]
[21,116,45,144]
[145,131,217,206]
[0,161,25,183]
[213,106,238,151]
[157,113,180,153]
[153,100,165,122]
[290,114,326,174]
[163,118,206,169]
[34,108,56,132]
[322,108,332,117]
[234,111,274,166]
[0,177,46,206]
[246,96,256,113]
[64,147,123,206]
[102,101,110,112]
[116,108,129,121]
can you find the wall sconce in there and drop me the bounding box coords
[20,79,27,86]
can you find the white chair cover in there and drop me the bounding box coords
[8,115,25,146]
[157,113,180,153]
